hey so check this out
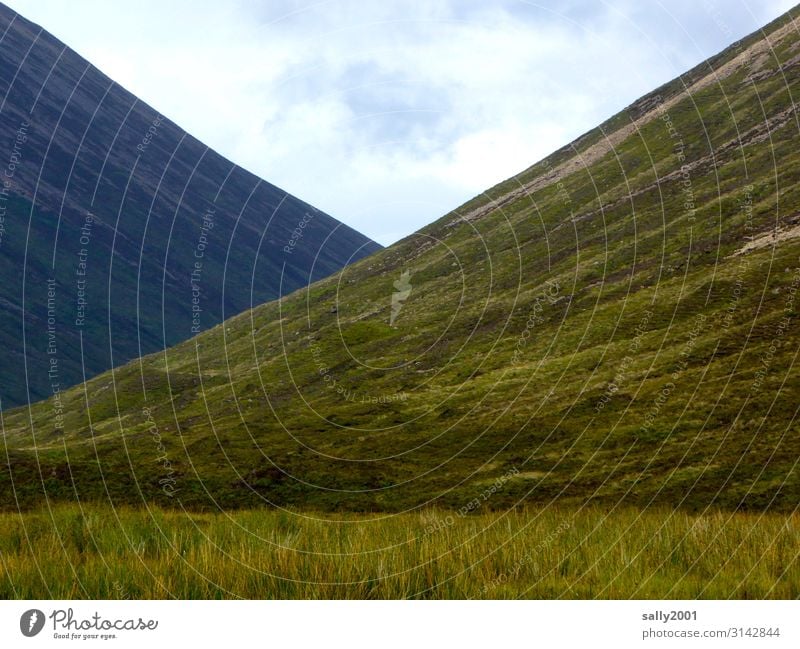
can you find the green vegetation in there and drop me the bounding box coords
[1,504,796,599]
[1,4,799,601]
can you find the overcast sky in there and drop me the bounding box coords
[4,0,795,245]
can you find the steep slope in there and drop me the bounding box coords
[3,7,800,513]
[0,3,381,408]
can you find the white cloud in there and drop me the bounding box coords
[4,0,793,244]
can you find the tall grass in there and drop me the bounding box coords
[0,504,797,598]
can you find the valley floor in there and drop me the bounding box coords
[0,504,797,599]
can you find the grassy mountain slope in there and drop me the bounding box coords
[2,7,800,514]
[0,3,381,408]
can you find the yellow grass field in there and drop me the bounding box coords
[1,504,797,599]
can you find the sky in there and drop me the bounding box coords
[4,0,796,245]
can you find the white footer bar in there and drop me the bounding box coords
[0,600,796,648]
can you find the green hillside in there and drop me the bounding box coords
[3,7,800,515]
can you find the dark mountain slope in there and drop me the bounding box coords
[0,3,381,408]
[2,7,800,513]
